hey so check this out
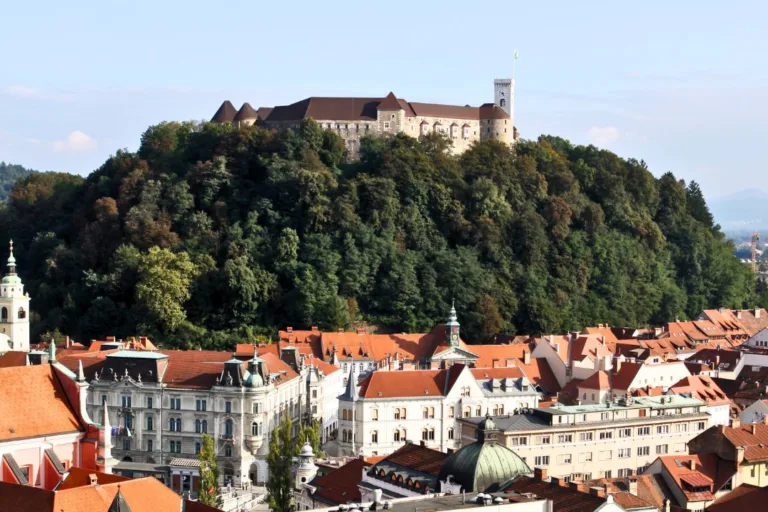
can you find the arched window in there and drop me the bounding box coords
[1,307,7,321]
[500,98,506,108]
[448,427,454,440]
[175,418,182,432]
[393,429,401,442]
[422,428,428,441]
[195,419,201,433]
[225,419,233,436]
[400,408,407,420]
[475,406,482,416]
[371,430,378,444]
[252,422,259,436]
[201,420,208,433]
[371,408,378,421]
[429,428,435,441]
[169,418,175,431]
[17,307,25,319]
[463,406,471,418]
[401,428,406,440]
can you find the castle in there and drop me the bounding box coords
[211,79,518,158]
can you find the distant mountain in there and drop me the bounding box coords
[709,188,768,235]
[0,162,34,202]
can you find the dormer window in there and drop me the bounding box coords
[463,126,470,138]
[451,125,458,138]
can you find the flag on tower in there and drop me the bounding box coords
[514,50,519,60]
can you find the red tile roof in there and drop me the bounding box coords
[579,371,611,391]
[610,361,644,391]
[722,423,768,461]
[305,357,340,376]
[357,367,461,398]
[707,484,768,512]
[56,468,128,490]
[668,375,731,406]
[0,365,83,441]
[260,352,300,387]
[0,351,27,368]
[372,442,448,476]
[513,358,561,393]
[658,453,736,495]
[469,344,530,368]
[470,367,524,380]
[163,361,224,389]
[504,477,606,512]
[311,458,369,504]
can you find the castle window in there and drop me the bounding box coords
[1,307,7,322]
[391,114,395,119]
[384,122,390,129]
[500,98,506,108]
[451,126,458,137]
[463,127,469,138]
[371,430,378,443]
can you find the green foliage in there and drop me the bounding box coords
[198,433,223,507]
[0,123,758,348]
[299,420,326,458]
[0,162,34,202]
[267,411,297,512]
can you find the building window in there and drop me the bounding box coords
[599,450,612,461]
[638,446,650,456]
[225,445,233,457]
[579,432,593,442]
[599,431,613,440]
[618,428,632,438]
[656,425,670,434]
[696,421,706,430]
[394,408,406,420]
[619,448,631,459]
[146,416,153,431]
[123,439,130,451]
[448,406,454,418]
[448,428,454,440]
[463,406,471,418]
[558,454,572,464]
[169,418,176,432]
[252,422,262,436]
[451,126,458,138]
[225,401,232,414]
[195,419,201,434]
[510,437,527,446]
[195,442,201,455]
[537,435,551,445]
[253,402,261,414]
[371,431,378,444]
[557,434,573,444]
[124,415,132,430]
[534,456,550,466]
[201,420,208,433]
[101,395,107,406]
[121,396,131,409]
[637,426,650,436]
[423,407,435,419]
[196,399,207,412]
[475,406,482,416]
[146,397,153,409]
[579,452,592,463]
[224,419,233,437]
[384,122,390,130]
[372,409,379,421]
[170,398,180,410]
[147,439,153,452]
[656,444,669,455]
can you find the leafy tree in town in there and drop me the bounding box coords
[197,433,223,507]
[299,420,325,458]
[267,411,298,512]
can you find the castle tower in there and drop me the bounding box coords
[0,240,30,352]
[295,441,318,489]
[446,301,460,347]
[493,78,515,127]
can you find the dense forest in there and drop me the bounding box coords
[0,162,33,202]
[0,120,760,349]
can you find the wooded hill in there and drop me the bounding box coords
[0,120,759,349]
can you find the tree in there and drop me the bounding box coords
[197,433,222,507]
[135,247,198,332]
[299,420,325,458]
[267,411,297,512]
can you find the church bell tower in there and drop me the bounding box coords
[446,302,460,347]
[0,241,30,352]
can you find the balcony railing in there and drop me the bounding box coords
[220,433,235,442]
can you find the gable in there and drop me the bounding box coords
[430,346,478,361]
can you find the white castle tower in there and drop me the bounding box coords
[494,78,515,128]
[0,240,30,352]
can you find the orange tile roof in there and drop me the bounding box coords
[53,476,187,512]
[584,475,669,511]
[579,371,611,391]
[470,367,524,380]
[0,481,54,511]
[372,442,448,476]
[610,361,643,391]
[513,358,561,393]
[56,468,129,490]
[321,325,450,363]
[160,350,233,362]
[260,352,300,386]
[163,361,224,389]
[722,423,768,461]
[358,366,463,398]
[504,477,606,512]
[468,344,530,368]
[731,309,768,337]
[668,375,731,406]
[305,357,340,376]
[583,326,619,344]
[657,454,731,501]
[0,365,82,441]
[311,458,369,504]
[0,351,27,368]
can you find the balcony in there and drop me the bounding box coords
[244,435,263,452]
[219,433,236,443]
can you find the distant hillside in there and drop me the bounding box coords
[710,188,768,235]
[0,162,34,202]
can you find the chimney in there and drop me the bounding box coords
[524,350,531,365]
[568,481,586,492]
[550,476,567,487]
[736,446,745,467]
[764,415,768,426]
[752,424,757,435]
[756,308,762,320]
[737,311,743,319]
[89,473,98,485]
[287,326,293,334]
[616,357,622,373]
[664,499,671,512]
[311,326,319,332]
[66,336,71,349]
[589,487,606,498]
[731,418,741,429]
[716,354,720,367]
[420,440,426,447]
[690,460,696,471]
[628,477,638,496]
[533,467,548,481]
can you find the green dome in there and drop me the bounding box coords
[1,275,21,286]
[438,441,530,492]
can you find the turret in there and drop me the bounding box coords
[446,301,460,347]
[295,441,318,489]
[97,398,117,474]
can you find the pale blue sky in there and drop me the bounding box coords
[1,1,766,198]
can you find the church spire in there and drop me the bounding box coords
[446,300,460,346]
[6,240,15,275]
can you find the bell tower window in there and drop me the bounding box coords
[1,308,7,322]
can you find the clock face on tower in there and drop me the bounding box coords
[451,334,458,342]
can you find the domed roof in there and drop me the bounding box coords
[1,275,22,286]
[438,413,530,492]
[300,441,314,457]
[438,442,530,493]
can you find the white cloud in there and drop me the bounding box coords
[1,86,71,101]
[52,131,96,152]
[588,126,620,147]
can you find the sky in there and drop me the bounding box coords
[1,0,767,199]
